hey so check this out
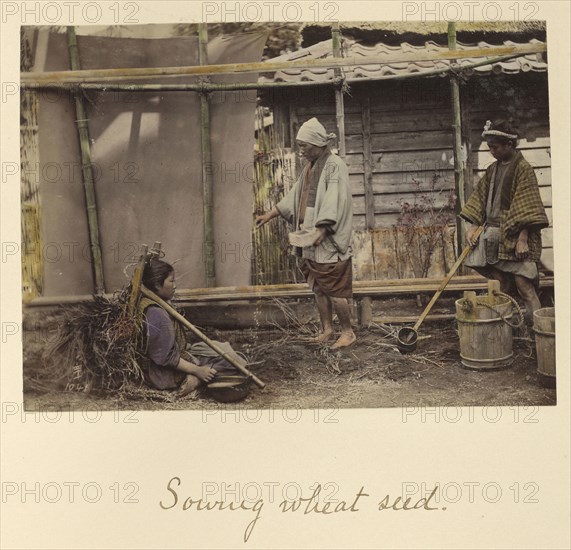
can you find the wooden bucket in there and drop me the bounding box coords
[455,290,514,370]
[533,307,556,380]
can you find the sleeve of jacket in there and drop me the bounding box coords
[459,172,488,226]
[145,306,181,368]
[503,162,549,236]
[276,171,303,225]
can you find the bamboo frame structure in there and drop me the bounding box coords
[21,51,542,93]
[448,22,466,255]
[198,23,216,287]
[21,43,545,84]
[66,27,105,294]
[22,29,548,296]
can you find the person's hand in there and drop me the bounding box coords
[466,225,480,247]
[313,227,328,246]
[515,229,530,259]
[256,206,280,228]
[194,365,217,383]
[515,235,530,259]
[255,213,271,228]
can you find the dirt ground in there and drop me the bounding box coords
[23,320,556,411]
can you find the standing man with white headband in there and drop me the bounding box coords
[460,119,549,324]
[256,117,356,349]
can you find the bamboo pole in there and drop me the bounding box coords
[332,22,346,158]
[21,52,539,92]
[411,226,483,332]
[23,79,343,92]
[448,22,466,256]
[21,43,546,84]
[66,27,105,294]
[199,24,216,287]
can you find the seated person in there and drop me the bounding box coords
[138,258,240,396]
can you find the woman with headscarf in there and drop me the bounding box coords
[460,119,549,323]
[256,117,356,349]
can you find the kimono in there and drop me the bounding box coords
[276,151,353,261]
[137,297,237,391]
[137,296,187,390]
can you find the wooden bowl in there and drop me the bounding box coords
[206,375,252,403]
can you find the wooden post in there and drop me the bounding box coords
[361,96,375,230]
[66,26,105,294]
[332,22,346,157]
[199,23,216,287]
[462,96,475,201]
[289,103,302,175]
[448,22,465,256]
[359,297,373,327]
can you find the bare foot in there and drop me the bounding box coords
[331,331,356,350]
[315,330,334,343]
[178,374,201,397]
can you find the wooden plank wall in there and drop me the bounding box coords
[293,79,457,280]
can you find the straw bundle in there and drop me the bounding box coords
[42,290,146,392]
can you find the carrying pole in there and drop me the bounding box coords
[66,26,105,294]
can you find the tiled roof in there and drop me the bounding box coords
[259,38,547,83]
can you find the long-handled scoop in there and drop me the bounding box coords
[397,226,484,353]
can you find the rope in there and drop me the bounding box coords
[474,291,525,329]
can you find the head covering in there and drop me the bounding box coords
[481,120,518,140]
[296,117,336,147]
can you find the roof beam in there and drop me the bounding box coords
[21,43,546,85]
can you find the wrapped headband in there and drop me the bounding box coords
[481,120,518,139]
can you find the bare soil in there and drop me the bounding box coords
[23,321,556,411]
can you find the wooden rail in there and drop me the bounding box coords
[175,275,554,304]
[26,275,554,307]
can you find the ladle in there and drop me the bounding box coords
[396,225,484,353]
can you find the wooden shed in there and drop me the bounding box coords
[252,24,552,286]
